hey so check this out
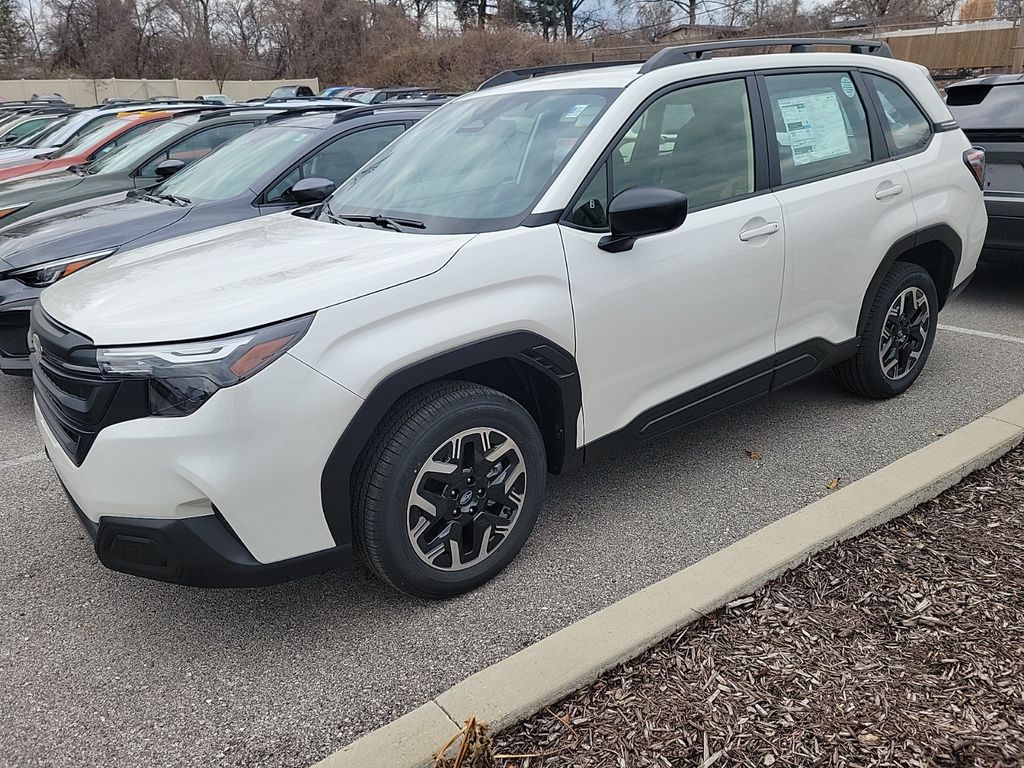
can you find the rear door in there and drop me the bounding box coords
[763,69,917,352]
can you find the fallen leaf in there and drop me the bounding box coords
[746,450,762,461]
[826,478,841,491]
[858,733,881,746]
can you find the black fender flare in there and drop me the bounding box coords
[318,331,582,547]
[857,224,962,336]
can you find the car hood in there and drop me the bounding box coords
[0,169,82,203]
[0,148,53,169]
[0,194,188,269]
[40,213,475,345]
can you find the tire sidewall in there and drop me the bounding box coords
[368,395,546,598]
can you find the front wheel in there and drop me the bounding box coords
[835,261,938,399]
[353,381,546,599]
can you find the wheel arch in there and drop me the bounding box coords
[858,224,961,336]
[319,331,581,547]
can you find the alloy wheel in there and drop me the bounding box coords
[879,286,931,381]
[407,427,527,572]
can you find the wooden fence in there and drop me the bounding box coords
[0,77,320,105]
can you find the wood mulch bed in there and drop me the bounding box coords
[489,447,1024,767]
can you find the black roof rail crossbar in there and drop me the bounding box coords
[330,101,441,123]
[639,37,890,73]
[478,60,644,91]
[263,102,376,122]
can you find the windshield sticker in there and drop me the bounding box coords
[561,104,591,122]
[777,92,852,167]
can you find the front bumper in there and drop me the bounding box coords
[35,350,365,579]
[62,478,350,587]
[0,280,41,375]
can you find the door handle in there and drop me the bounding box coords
[738,222,780,241]
[874,183,904,200]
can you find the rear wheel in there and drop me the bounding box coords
[353,381,546,599]
[835,262,938,399]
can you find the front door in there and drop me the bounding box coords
[561,76,786,444]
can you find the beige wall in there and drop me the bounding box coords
[0,78,320,105]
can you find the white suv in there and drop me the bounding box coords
[30,39,986,596]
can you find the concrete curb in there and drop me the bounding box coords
[313,394,1024,768]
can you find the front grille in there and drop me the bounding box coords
[0,310,30,357]
[30,306,148,465]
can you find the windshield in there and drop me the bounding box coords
[13,115,68,146]
[325,88,615,233]
[46,111,115,147]
[269,87,296,99]
[155,124,315,202]
[88,117,198,174]
[352,91,378,103]
[51,116,134,158]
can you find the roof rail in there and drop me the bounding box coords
[330,101,441,123]
[263,102,371,122]
[478,60,644,91]
[639,37,890,73]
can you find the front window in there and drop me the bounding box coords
[325,88,616,233]
[154,124,315,203]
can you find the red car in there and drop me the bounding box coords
[0,111,176,182]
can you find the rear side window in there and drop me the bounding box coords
[763,72,872,185]
[866,75,931,154]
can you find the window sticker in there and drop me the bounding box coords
[561,104,591,122]
[840,76,856,98]
[777,92,852,167]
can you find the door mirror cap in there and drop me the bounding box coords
[290,177,336,203]
[154,158,186,178]
[599,186,688,253]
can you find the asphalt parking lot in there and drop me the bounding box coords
[3,261,1024,768]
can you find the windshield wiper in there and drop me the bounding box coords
[331,212,426,232]
[144,192,191,207]
[67,164,89,176]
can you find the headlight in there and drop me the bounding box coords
[96,314,314,417]
[9,249,117,287]
[0,202,31,221]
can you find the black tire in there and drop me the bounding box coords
[835,261,938,399]
[353,381,546,599]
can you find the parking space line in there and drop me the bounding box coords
[0,451,46,471]
[938,324,1024,346]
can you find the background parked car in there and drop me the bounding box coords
[0,101,214,168]
[352,87,434,104]
[268,85,316,99]
[946,75,1023,261]
[197,94,233,104]
[0,110,177,182]
[0,107,277,227]
[0,103,435,375]
[0,111,72,146]
[318,86,367,98]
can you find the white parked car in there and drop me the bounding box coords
[30,38,987,596]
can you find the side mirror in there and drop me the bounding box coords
[599,186,688,253]
[1,133,17,144]
[290,177,336,203]
[154,158,186,178]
